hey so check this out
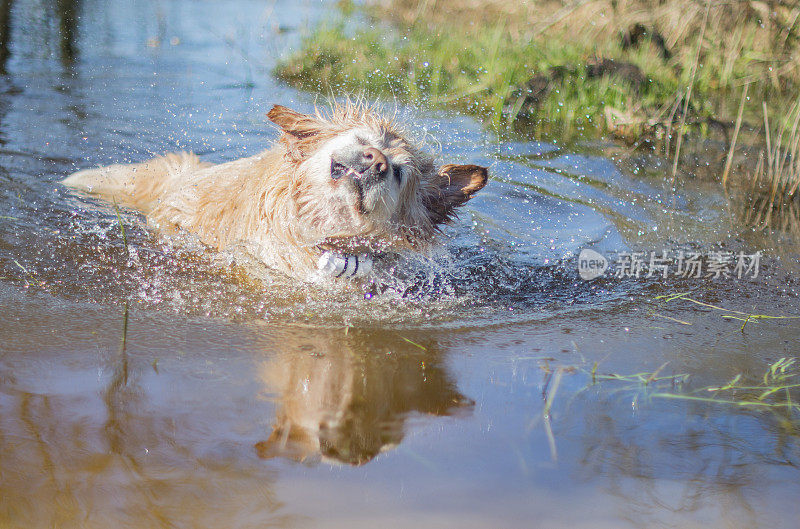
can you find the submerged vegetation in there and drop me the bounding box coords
[539,356,800,432]
[277,0,800,217]
[531,293,800,445]
[653,357,800,427]
[655,292,800,331]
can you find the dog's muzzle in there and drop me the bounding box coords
[330,147,389,183]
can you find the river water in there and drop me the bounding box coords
[1,1,799,527]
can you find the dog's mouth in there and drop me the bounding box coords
[352,178,369,215]
[330,159,353,181]
[330,158,374,215]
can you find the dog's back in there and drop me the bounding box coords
[62,151,213,214]
[63,148,313,271]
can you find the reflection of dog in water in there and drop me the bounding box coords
[62,102,488,280]
[256,331,473,466]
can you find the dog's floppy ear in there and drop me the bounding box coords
[268,105,328,161]
[267,105,325,139]
[426,164,488,224]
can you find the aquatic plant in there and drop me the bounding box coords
[538,355,800,432]
[739,99,800,230]
[653,357,800,421]
[655,292,800,332]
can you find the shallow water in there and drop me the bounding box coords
[1,1,799,527]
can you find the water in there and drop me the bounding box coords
[1,1,799,527]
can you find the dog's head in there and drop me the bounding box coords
[267,103,488,253]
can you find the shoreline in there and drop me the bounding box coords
[276,0,800,223]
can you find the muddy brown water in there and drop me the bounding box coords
[0,1,799,528]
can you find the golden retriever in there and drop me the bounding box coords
[62,102,488,279]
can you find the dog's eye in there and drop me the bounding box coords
[330,159,348,180]
[391,164,403,183]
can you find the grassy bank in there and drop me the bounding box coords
[276,0,800,219]
[277,8,685,139]
[279,1,799,138]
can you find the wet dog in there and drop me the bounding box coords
[62,103,488,279]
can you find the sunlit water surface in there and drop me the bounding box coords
[1,1,799,528]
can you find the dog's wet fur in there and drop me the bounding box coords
[62,102,488,279]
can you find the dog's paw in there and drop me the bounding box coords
[317,251,373,278]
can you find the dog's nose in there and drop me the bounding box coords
[363,147,388,178]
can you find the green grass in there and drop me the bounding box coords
[654,357,800,421]
[277,3,800,142]
[529,355,800,461]
[655,292,800,332]
[277,0,800,158]
[276,20,684,139]
[539,356,800,426]
[12,258,44,288]
[275,0,800,219]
